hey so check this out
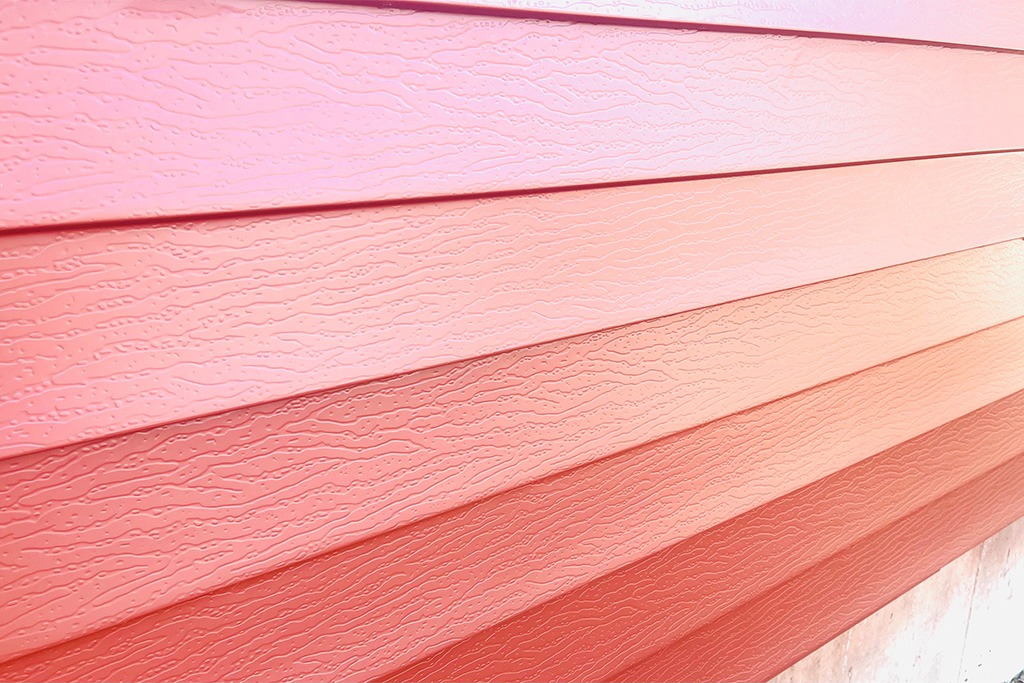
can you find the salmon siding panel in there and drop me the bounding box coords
[5,386,1024,682]
[2,2,1024,682]
[393,393,1024,683]
[5,154,1024,458]
[610,453,1024,682]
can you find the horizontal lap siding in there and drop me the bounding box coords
[5,153,1024,457]
[4,245,1024,661]
[611,452,1024,682]
[5,2,1024,229]
[392,392,1024,682]
[6,386,1024,682]
[415,0,1024,50]
[4,3,1024,681]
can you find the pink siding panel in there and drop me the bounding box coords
[430,0,1024,51]
[5,155,1024,458]
[4,1,1024,228]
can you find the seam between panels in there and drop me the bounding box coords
[5,149,1024,237]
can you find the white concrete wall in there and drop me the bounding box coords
[772,515,1024,683]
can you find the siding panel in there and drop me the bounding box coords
[5,154,1024,456]
[4,3,1024,680]
[5,1,1024,228]
[391,393,1024,682]
[3,246,1024,660]
[5,388,1023,682]
[610,453,1024,682]
[424,0,1024,50]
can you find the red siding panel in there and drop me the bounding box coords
[4,1,1024,228]
[5,388,1023,682]
[5,155,1024,457]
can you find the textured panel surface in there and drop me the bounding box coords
[387,392,1024,682]
[5,389,1024,682]
[5,317,1024,663]
[431,0,1024,50]
[610,453,1024,682]
[5,1,1024,228]
[5,155,1024,456]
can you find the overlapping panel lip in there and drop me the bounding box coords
[608,451,1024,682]
[384,388,1024,682]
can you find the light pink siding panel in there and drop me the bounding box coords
[4,1,1024,229]
[5,155,1024,458]
[427,0,1024,51]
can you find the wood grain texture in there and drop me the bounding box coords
[425,0,1024,51]
[6,155,1024,457]
[389,391,1024,683]
[4,245,1024,660]
[609,453,1024,683]
[5,1,1024,228]
[6,387,1024,682]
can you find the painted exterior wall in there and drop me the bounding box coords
[2,2,1023,681]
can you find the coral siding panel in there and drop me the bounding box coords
[611,454,1024,683]
[4,317,1023,665]
[437,0,1024,50]
[4,245,1024,661]
[5,390,1024,682]
[6,2,1024,229]
[6,155,1024,458]
[391,393,1024,683]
